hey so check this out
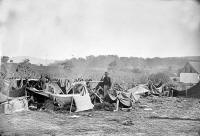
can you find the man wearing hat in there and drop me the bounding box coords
[101,72,112,98]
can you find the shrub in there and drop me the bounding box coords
[16,59,35,78]
[148,72,171,84]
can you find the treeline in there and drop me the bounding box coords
[1,55,200,83]
[50,55,200,75]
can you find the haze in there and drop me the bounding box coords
[0,0,200,60]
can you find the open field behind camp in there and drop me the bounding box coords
[1,96,200,136]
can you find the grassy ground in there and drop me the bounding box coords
[0,96,200,136]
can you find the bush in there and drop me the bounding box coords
[16,59,34,78]
[148,72,171,84]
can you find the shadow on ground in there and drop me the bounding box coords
[148,116,200,122]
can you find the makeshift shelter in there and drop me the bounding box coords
[127,85,150,102]
[0,79,27,97]
[26,81,94,112]
[51,81,94,112]
[105,85,149,108]
[180,61,200,74]
[186,81,200,98]
[179,62,200,84]
[25,81,65,109]
[172,81,200,98]
[172,61,200,97]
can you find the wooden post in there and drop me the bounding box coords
[186,89,187,97]
[25,88,27,97]
[69,86,75,114]
[114,99,119,112]
[171,90,173,97]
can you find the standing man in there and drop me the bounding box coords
[102,72,112,98]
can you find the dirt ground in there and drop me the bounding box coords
[1,96,200,136]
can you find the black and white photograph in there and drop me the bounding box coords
[0,0,200,135]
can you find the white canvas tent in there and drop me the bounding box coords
[51,81,94,112]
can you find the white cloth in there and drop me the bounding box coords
[73,93,94,112]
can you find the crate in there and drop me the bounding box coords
[0,97,28,114]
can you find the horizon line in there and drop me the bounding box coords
[1,54,200,61]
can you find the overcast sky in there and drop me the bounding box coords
[0,0,200,60]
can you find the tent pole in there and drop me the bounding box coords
[186,89,187,97]
[69,86,75,114]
